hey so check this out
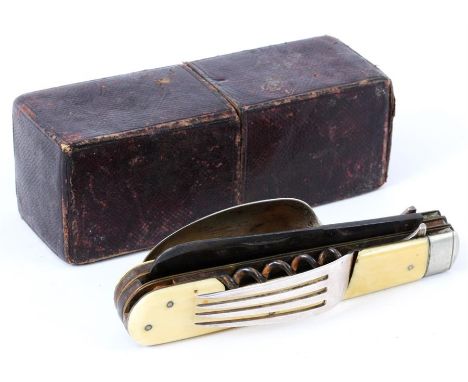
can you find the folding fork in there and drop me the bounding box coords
[194,254,351,327]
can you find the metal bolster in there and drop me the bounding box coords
[425,229,459,276]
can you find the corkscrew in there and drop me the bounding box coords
[114,198,458,345]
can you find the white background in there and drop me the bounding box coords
[0,1,467,381]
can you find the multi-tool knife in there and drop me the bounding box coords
[114,198,458,346]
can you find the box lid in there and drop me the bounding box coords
[189,36,389,108]
[14,65,237,147]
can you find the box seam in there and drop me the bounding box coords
[183,62,246,205]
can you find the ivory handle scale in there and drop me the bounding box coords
[346,230,458,299]
[345,237,429,299]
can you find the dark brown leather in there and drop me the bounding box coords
[14,66,241,263]
[13,36,395,264]
[188,36,394,205]
[189,36,388,106]
[14,66,235,143]
[13,109,65,259]
[65,117,240,264]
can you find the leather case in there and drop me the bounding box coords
[13,36,395,264]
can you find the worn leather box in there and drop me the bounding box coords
[13,36,395,264]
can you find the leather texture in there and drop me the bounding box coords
[13,36,394,264]
[66,117,240,264]
[240,81,392,204]
[13,109,65,259]
[14,66,234,144]
[14,65,241,263]
[189,36,388,107]
[189,36,394,205]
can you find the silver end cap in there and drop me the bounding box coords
[425,229,459,277]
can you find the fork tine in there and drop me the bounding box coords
[194,302,328,327]
[194,254,353,328]
[195,293,327,322]
[196,278,328,311]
